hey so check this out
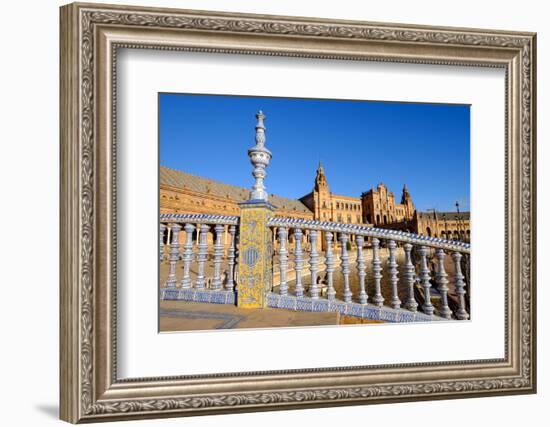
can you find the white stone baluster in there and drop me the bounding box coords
[372,238,384,307]
[325,232,336,301]
[309,230,319,299]
[195,224,209,289]
[294,228,304,297]
[165,223,181,288]
[180,223,195,289]
[340,233,351,302]
[435,249,452,319]
[159,223,166,261]
[211,224,224,290]
[277,226,289,296]
[225,225,236,290]
[356,235,367,304]
[418,246,434,315]
[403,243,418,312]
[388,240,401,309]
[452,252,470,320]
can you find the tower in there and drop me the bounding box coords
[314,161,328,192]
[313,161,331,221]
[401,184,415,220]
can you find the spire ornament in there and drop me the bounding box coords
[248,111,272,201]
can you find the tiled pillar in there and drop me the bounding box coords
[236,201,274,308]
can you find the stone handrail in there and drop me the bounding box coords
[160,213,239,225]
[269,216,470,321]
[160,213,470,322]
[160,214,238,294]
[268,216,470,254]
[159,214,469,253]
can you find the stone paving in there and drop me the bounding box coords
[159,300,384,332]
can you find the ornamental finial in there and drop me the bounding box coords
[248,111,272,201]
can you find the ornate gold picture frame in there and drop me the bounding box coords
[60,2,536,423]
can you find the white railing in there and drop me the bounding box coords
[160,214,470,321]
[160,214,238,292]
[268,217,470,320]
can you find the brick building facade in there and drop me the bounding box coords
[160,163,470,243]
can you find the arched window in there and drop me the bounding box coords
[376,214,380,224]
[426,226,432,237]
[383,215,388,225]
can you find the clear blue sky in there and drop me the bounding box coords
[159,93,470,212]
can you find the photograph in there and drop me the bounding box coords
[158,94,471,332]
